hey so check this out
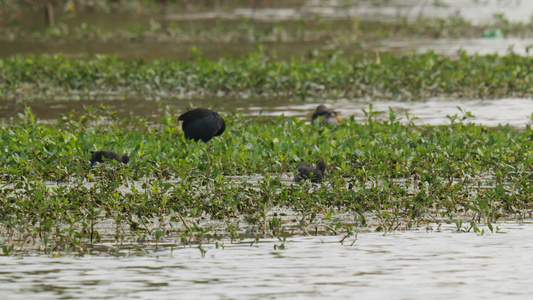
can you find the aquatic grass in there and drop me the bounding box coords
[2,106,533,255]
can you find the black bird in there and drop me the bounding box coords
[311,105,342,125]
[90,151,130,166]
[294,161,327,183]
[178,108,226,142]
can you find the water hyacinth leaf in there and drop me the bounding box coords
[0,99,531,253]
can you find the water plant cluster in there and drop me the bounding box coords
[2,13,533,44]
[1,106,533,255]
[1,50,532,102]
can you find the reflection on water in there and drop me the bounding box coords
[2,97,533,129]
[2,222,533,299]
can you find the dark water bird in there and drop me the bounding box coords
[90,151,130,167]
[178,108,226,142]
[294,161,327,183]
[311,105,342,125]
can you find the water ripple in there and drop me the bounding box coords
[2,222,533,299]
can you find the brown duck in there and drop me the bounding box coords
[311,105,342,125]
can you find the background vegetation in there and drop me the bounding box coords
[2,50,533,102]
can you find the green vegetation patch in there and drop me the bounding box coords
[1,107,533,255]
[3,3,533,43]
[1,50,533,101]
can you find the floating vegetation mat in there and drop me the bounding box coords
[1,106,533,256]
[1,50,533,102]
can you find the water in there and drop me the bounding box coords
[165,0,530,24]
[3,97,533,129]
[373,37,533,57]
[2,0,533,60]
[2,222,532,299]
[244,98,533,128]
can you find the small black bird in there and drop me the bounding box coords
[294,161,327,183]
[90,151,130,166]
[178,108,226,142]
[311,105,342,125]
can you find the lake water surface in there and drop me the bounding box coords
[2,221,532,299]
[3,97,533,129]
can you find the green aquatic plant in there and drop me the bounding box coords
[1,106,533,255]
[1,50,533,102]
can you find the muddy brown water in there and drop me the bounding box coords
[1,222,533,299]
[2,97,533,129]
[2,36,532,61]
